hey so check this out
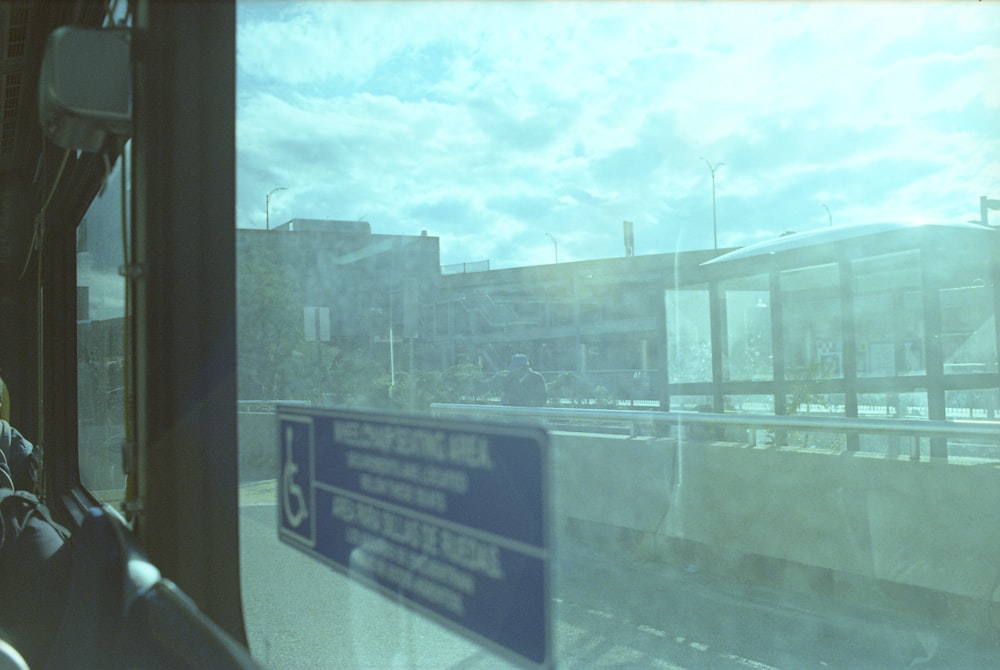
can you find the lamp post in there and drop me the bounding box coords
[700,158,724,249]
[545,233,558,263]
[266,187,286,231]
[822,203,833,227]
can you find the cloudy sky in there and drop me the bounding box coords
[235,1,999,270]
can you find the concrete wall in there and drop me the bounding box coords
[239,413,1000,636]
[551,432,1000,636]
[239,412,277,483]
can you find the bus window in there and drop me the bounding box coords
[236,2,1000,668]
[77,142,130,506]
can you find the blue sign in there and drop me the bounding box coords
[278,406,551,669]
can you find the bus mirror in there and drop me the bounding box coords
[38,27,131,154]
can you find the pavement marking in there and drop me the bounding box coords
[720,652,784,670]
[638,624,668,637]
[569,597,784,670]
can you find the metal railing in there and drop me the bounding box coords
[237,399,312,413]
[430,403,1000,454]
[441,260,490,275]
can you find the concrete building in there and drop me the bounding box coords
[236,219,727,403]
[236,219,999,457]
[434,249,723,401]
[236,220,440,400]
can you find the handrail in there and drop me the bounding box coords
[430,403,1000,440]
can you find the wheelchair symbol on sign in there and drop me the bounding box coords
[283,425,309,529]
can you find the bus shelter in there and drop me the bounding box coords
[664,221,1000,459]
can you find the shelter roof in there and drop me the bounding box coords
[702,220,994,267]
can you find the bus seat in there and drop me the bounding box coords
[44,506,146,669]
[46,506,260,670]
[119,579,262,669]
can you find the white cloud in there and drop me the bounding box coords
[236,0,1000,266]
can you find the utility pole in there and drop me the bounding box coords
[700,158,724,249]
[266,187,286,231]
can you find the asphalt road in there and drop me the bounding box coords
[239,494,999,670]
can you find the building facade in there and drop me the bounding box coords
[236,219,999,458]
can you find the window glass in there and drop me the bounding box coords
[944,389,1000,461]
[77,143,130,504]
[722,275,772,381]
[858,391,930,457]
[780,264,842,380]
[724,394,773,445]
[235,3,1000,669]
[783,392,846,450]
[669,394,713,413]
[941,281,996,376]
[665,286,711,384]
[853,250,924,377]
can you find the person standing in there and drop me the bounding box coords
[503,354,547,406]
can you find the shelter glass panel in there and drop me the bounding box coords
[945,389,1000,460]
[945,388,999,422]
[665,285,711,383]
[670,394,713,413]
[780,264,842,381]
[785,391,845,419]
[725,393,775,415]
[858,392,914,418]
[940,278,996,376]
[852,250,924,377]
[858,391,931,457]
[722,275,773,382]
[725,394,774,446]
[783,392,846,451]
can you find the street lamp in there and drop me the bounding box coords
[822,203,833,227]
[266,187,286,231]
[545,232,558,263]
[700,158,724,249]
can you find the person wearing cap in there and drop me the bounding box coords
[503,354,547,407]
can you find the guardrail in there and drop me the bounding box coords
[238,399,311,413]
[430,403,1000,455]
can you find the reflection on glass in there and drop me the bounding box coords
[858,391,929,458]
[944,389,1000,461]
[76,144,129,503]
[665,286,711,384]
[780,264,842,380]
[234,2,1000,669]
[853,250,924,378]
[941,283,997,376]
[723,276,772,382]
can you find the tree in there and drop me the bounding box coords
[237,244,304,399]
